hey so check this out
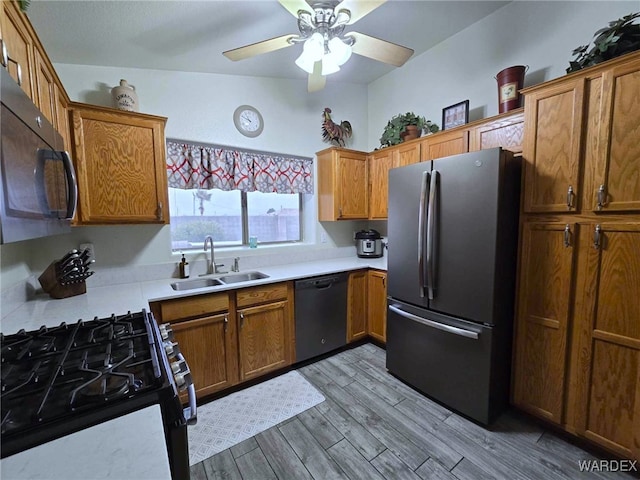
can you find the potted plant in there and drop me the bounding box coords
[567,12,640,73]
[379,112,439,147]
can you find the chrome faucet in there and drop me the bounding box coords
[202,235,224,275]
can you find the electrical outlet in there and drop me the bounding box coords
[320,231,327,243]
[79,243,95,261]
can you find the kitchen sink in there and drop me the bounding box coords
[217,271,270,284]
[170,277,224,291]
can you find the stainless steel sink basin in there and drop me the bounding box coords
[217,271,270,284]
[170,277,224,291]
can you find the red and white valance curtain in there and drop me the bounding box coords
[166,140,313,194]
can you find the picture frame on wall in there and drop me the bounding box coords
[442,100,469,131]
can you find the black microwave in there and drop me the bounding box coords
[0,67,77,244]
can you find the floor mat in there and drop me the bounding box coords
[188,370,325,465]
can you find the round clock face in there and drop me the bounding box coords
[233,105,264,137]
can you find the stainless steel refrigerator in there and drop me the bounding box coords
[386,147,521,425]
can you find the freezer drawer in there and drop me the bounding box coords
[386,300,508,424]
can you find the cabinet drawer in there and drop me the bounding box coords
[236,282,288,308]
[160,292,229,322]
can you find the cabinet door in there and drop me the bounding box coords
[54,84,70,151]
[585,61,640,213]
[420,129,468,161]
[470,109,524,154]
[368,149,395,220]
[1,2,33,99]
[238,300,292,381]
[512,222,577,424]
[337,152,368,219]
[367,270,387,343]
[347,270,367,342]
[33,48,56,126]
[572,223,640,459]
[71,106,169,224]
[395,141,420,166]
[170,313,239,398]
[522,80,584,213]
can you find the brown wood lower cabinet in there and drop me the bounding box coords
[570,222,640,460]
[238,300,292,381]
[170,312,238,398]
[150,281,294,401]
[347,270,368,342]
[367,270,387,343]
[512,221,576,423]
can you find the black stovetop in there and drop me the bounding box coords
[0,311,164,442]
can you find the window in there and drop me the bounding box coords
[169,188,302,251]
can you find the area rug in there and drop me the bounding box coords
[187,370,325,465]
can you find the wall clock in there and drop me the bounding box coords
[233,105,264,137]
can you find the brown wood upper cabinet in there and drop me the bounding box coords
[469,108,524,154]
[70,103,169,224]
[513,52,640,462]
[1,1,34,100]
[317,147,368,221]
[522,51,640,214]
[420,128,469,161]
[368,149,395,220]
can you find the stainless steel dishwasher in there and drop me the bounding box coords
[295,272,348,362]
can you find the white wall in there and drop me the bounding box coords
[0,67,368,288]
[367,1,637,149]
[2,1,637,288]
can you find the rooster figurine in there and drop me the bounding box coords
[322,108,352,147]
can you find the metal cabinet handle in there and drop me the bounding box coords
[593,224,602,250]
[1,39,7,68]
[338,207,343,218]
[597,185,606,210]
[566,185,574,209]
[563,224,571,248]
[157,202,163,220]
[239,312,245,328]
[223,315,228,333]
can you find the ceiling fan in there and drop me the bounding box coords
[222,0,414,92]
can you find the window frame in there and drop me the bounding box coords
[169,188,304,251]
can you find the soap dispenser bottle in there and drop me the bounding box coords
[179,254,190,278]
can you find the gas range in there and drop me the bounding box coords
[0,310,196,479]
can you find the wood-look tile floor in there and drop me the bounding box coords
[190,344,635,480]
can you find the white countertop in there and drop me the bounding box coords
[1,256,386,333]
[0,256,386,480]
[0,405,171,480]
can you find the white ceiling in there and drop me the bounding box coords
[27,0,510,85]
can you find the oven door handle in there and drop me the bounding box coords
[176,352,197,425]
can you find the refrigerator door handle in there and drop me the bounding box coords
[418,171,430,298]
[426,170,439,300]
[389,304,479,340]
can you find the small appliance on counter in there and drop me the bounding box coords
[355,229,383,258]
[38,248,95,299]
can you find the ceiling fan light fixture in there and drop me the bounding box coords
[303,32,324,61]
[321,55,340,76]
[295,52,316,74]
[327,37,352,66]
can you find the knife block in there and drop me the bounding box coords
[38,261,87,299]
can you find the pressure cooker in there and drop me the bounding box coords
[355,229,383,258]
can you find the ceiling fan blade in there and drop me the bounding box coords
[337,0,386,24]
[223,34,298,61]
[278,0,311,17]
[308,61,326,92]
[346,31,414,67]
